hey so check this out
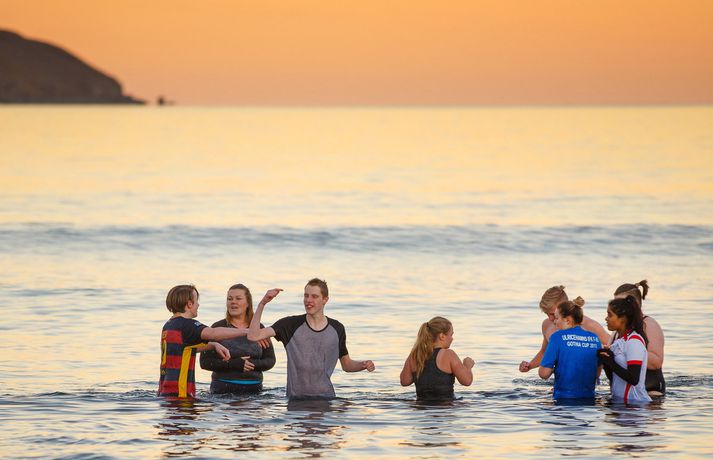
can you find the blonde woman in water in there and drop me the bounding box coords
[400,316,475,400]
[519,286,609,373]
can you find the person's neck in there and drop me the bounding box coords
[306,311,327,329]
[174,312,194,319]
[229,316,248,328]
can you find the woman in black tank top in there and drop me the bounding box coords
[400,316,475,400]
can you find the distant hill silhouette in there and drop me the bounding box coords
[0,30,143,103]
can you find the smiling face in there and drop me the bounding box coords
[226,288,249,321]
[303,284,328,316]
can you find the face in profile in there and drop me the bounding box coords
[440,327,454,348]
[605,306,625,332]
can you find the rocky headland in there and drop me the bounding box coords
[0,30,143,103]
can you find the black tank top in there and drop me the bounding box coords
[414,348,455,400]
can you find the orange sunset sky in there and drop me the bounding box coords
[3,0,713,105]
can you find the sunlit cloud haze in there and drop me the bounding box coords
[2,0,712,105]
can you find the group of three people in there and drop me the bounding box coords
[158,278,374,400]
[158,278,663,403]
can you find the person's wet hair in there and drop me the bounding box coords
[614,280,648,307]
[540,285,568,312]
[557,296,585,324]
[166,284,198,313]
[609,295,648,345]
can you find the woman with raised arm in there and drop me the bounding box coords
[613,280,665,395]
[400,316,475,401]
[200,283,276,394]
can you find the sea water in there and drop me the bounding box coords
[1,106,712,458]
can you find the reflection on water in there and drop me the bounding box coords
[157,399,212,457]
[2,107,713,458]
[400,401,461,450]
[286,399,347,456]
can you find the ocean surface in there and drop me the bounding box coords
[1,106,712,459]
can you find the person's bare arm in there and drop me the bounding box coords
[201,326,248,342]
[447,349,474,386]
[644,316,665,369]
[583,316,611,347]
[339,354,375,373]
[538,366,553,379]
[247,288,282,341]
[520,325,550,372]
[400,358,414,386]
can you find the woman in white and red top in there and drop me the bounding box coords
[598,296,652,403]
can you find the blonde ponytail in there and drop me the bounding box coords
[408,316,452,378]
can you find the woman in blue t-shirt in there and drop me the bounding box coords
[539,297,602,400]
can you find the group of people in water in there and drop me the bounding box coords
[158,278,664,404]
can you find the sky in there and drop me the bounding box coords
[2,0,713,105]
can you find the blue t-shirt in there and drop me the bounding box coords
[541,325,601,400]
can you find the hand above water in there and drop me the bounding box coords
[258,288,283,308]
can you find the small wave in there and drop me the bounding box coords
[2,223,712,257]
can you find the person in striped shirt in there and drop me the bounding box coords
[159,284,262,398]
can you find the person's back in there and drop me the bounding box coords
[543,326,601,399]
[414,348,455,400]
[159,316,207,397]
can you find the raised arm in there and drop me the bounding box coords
[247,288,282,341]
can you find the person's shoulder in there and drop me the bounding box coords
[211,319,228,328]
[644,315,662,328]
[582,315,605,329]
[170,316,204,327]
[541,318,556,333]
[439,348,458,359]
[274,314,307,327]
[578,324,599,337]
[627,330,646,342]
[326,316,346,330]
[551,328,565,338]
